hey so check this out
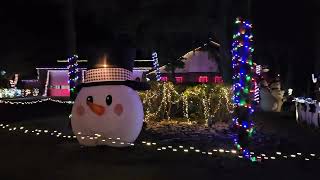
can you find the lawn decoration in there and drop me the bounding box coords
[260,79,285,112]
[71,48,149,147]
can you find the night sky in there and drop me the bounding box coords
[0,0,319,94]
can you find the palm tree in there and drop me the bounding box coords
[164,56,185,83]
[64,0,77,55]
[206,40,222,74]
[215,0,233,84]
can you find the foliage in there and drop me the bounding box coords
[164,57,185,83]
[0,76,9,88]
[139,82,233,125]
[0,88,40,99]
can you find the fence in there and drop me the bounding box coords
[295,98,320,127]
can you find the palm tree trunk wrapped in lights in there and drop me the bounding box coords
[231,17,256,161]
[64,0,79,100]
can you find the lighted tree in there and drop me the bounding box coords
[231,17,256,161]
[152,51,161,81]
[68,54,79,100]
[64,0,78,100]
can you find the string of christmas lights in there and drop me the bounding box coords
[231,17,256,161]
[1,83,232,122]
[312,74,318,83]
[0,98,74,105]
[68,55,79,99]
[254,65,261,103]
[140,83,233,123]
[43,70,50,96]
[0,123,318,162]
[152,52,161,81]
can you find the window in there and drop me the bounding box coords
[198,76,208,83]
[160,76,168,82]
[49,85,70,89]
[61,85,70,89]
[175,76,183,83]
[214,76,223,83]
[49,85,61,89]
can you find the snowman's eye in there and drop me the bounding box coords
[86,96,93,103]
[105,95,112,106]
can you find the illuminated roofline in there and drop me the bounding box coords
[57,60,88,63]
[134,59,153,62]
[36,67,87,70]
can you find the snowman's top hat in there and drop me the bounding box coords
[80,47,150,90]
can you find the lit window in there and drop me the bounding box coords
[175,76,183,83]
[198,76,208,83]
[160,76,168,82]
[214,76,224,83]
[61,85,70,89]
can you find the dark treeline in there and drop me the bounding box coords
[0,0,319,95]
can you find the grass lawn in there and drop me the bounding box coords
[1,102,320,179]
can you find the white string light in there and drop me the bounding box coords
[312,74,318,83]
[0,123,318,162]
[140,83,233,123]
[152,52,161,81]
[0,98,74,105]
[43,70,50,97]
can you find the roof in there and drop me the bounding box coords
[182,41,220,59]
[148,40,220,75]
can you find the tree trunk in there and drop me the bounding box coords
[216,0,233,84]
[315,15,320,74]
[64,0,77,55]
[171,67,176,84]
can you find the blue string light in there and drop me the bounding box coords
[152,52,161,81]
[231,17,256,161]
[68,54,79,98]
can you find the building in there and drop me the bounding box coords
[148,40,223,84]
[132,59,154,81]
[21,59,153,97]
[19,41,223,97]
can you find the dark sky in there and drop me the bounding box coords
[0,0,319,94]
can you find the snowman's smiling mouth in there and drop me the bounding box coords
[86,101,105,116]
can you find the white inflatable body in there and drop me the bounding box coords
[71,85,144,147]
[271,89,285,112]
[260,81,284,112]
[260,87,277,112]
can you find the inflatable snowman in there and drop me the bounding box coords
[269,81,285,112]
[260,79,285,112]
[259,80,277,112]
[71,48,149,147]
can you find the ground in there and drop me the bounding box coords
[1,101,320,179]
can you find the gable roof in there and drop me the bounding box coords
[148,40,220,75]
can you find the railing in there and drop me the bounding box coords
[295,97,320,127]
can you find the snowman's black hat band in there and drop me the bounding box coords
[77,80,150,91]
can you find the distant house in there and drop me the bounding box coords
[132,59,154,82]
[21,67,87,97]
[148,41,223,84]
[21,59,152,97]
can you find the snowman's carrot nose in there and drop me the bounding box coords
[86,102,105,116]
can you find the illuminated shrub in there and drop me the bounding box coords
[139,82,233,124]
